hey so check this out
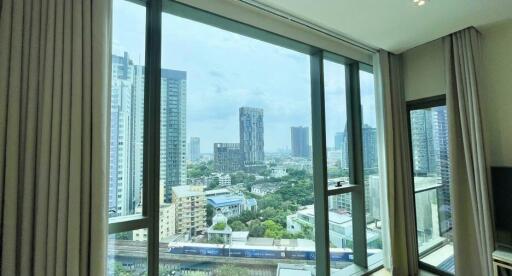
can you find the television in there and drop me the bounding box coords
[492,166,512,248]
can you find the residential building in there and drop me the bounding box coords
[291,126,310,158]
[250,182,283,196]
[239,107,264,165]
[207,213,232,244]
[214,143,241,173]
[172,185,207,237]
[189,137,200,161]
[161,69,187,203]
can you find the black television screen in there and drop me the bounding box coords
[492,167,512,247]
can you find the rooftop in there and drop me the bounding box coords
[172,185,204,197]
[207,195,245,207]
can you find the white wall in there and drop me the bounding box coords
[402,38,445,101]
[479,20,512,167]
[402,19,512,167]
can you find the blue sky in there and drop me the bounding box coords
[113,0,376,153]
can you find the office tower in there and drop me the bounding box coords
[161,69,187,203]
[291,126,310,158]
[334,132,345,150]
[239,107,264,165]
[410,109,437,176]
[433,106,451,234]
[362,124,378,169]
[109,52,143,217]
[190,137,201,161]
[173,186,207,237]
[214,143,241,173]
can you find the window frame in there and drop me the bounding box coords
[406,95,454,276]
[108,0,381,275]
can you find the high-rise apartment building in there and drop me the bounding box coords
[161,69,187,203]
[172,185,207,237]
[291,126,310,158]
[109,52,144,217]
[214,143,241,173]
[410,109,437,176]
[189,137,201,161]
[362,124,378,170]
[239,107,264,165]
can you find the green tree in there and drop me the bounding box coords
[248,220,266,237]
[262,220,286,239]
[230,220,248,231]
[213,222,226,230]
[206,204,214,226]
[208,177,219,190]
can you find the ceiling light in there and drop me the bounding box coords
[413,0,428,6]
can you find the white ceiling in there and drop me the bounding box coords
[254,0,512,53]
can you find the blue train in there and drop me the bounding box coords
[168,242,376,262]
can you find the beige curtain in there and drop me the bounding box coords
[445,27,494,276]
[0,0,111,275]
[375,50,419,276]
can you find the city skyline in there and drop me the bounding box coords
[113,0,376,153]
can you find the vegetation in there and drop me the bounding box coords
[213,222,227,231]
[230,220,248,231]
[187,161,214,178]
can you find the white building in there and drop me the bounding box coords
[271,167,288,178]
[286,205,381,249]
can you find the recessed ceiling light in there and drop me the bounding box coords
[413,0,428,6]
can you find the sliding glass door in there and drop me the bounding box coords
[107,0,385,275]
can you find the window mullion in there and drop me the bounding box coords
[144,0,162,275]
[346,62,368,267]
[310,50,330,275]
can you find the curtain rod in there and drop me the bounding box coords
[238,0,377,54]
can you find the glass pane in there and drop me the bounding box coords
[360,70,383,265]
[323,60,350,188]
[328,195,355,270]
[410,105,454,274]
[108,230,147,275]
[108,0,146,218]
[159,12,314,274]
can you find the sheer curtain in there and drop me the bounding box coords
[0,0,111,275]
[444,27,494,276]
[374,51,419,275]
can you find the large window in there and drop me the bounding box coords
[407,96,454,275]
[107,0,384,275]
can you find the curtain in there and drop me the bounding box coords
[444,27,494,276]
[375,51,419,276]
[0,0,111,275]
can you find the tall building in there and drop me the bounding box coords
[239,107,264,165]
[291,126,310,158]
[410,109,437,176]
[432,106,451,234]
[362,124,378,170]
[172,185,207,237]
[189,137,201,161]
[214,143,241,173]
[161,69,187,203]
[334,132,345,150]
[109,52,144,217]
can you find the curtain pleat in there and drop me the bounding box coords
[445,27,494,276]
[375,51,419,276]
[0,0,111,275]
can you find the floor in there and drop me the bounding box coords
[371,268,439,276]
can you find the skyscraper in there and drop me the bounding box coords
[291,126,310,158]
[334,132,345,150]
[214,143,241,173]
[410,109,437,176]
[362,124,378,169]
[239,107,264,165]
[109,52,144,217]
[161,69,187,203]
[190,137,201,161]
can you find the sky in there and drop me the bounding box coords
[113,0,376,153]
